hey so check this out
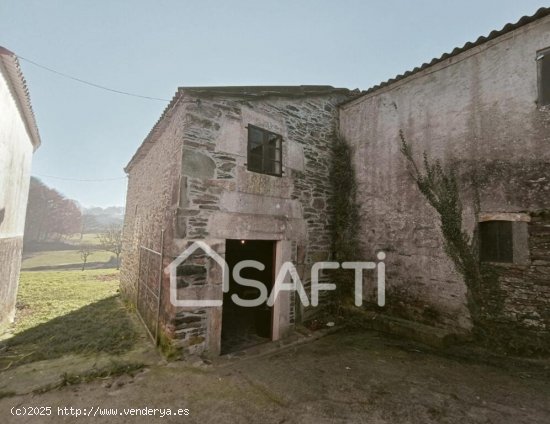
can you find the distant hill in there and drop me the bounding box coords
[84,206,124,218]
[82,206,125,231]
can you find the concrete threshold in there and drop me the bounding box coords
[180,325,341,369]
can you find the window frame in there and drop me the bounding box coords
[246,124,283,177]
[537,47,550,107]
[479,220,514,264]
[478,213,531,265]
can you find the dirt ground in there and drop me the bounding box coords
[1,330,549,424]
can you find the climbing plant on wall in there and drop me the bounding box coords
[398,130,490,322]
[396,131,550,355]
[328,134,361,310]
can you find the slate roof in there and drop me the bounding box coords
[179,85,352,98]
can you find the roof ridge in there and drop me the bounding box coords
[0,46,41,149]
[345,6,550,103]
[125,85,355,172]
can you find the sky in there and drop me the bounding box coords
[1,0,548,207]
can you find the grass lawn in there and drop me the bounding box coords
[0,270,138,369]
[21,249,113,270]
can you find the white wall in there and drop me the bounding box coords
[0,70,34,239]
[0,65,35,327]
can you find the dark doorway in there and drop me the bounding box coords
[221,239,275,354]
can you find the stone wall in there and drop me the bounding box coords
[121,99,189,336]
[477,212,550,348]
[339,15,550,335]
[171,92,350,354]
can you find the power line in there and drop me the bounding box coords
[34,174,127,182]
[18,55,171,102]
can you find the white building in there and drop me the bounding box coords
[0,46,41,328]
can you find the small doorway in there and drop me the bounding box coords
[221,239,275,354]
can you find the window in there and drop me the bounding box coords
[479,221,513,263]
[247,125,282,177]
[538,48,550,106]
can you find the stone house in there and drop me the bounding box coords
[0,46,41,328]
[122,7,550,355]
[121,86,354,354]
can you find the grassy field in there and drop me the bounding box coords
[0,270,138,369]
[13,269,120,332]
[21,249,113,270]
[21,233,115,271]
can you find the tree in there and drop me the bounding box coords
[79,245,93,271]
[51,197,81,239]
[24,177,50,241]
[98,226,123,270]
[24,177,82,242]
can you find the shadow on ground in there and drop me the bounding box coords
[0,295,138,370]
[2,330,549,423]
[23,258,118,271]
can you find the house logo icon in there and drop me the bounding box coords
[166,241,229,307]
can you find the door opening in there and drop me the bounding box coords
[221,239,275,354]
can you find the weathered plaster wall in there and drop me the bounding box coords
[0,237,23,326]
[339,16,550,333]
[0,70,34,327]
